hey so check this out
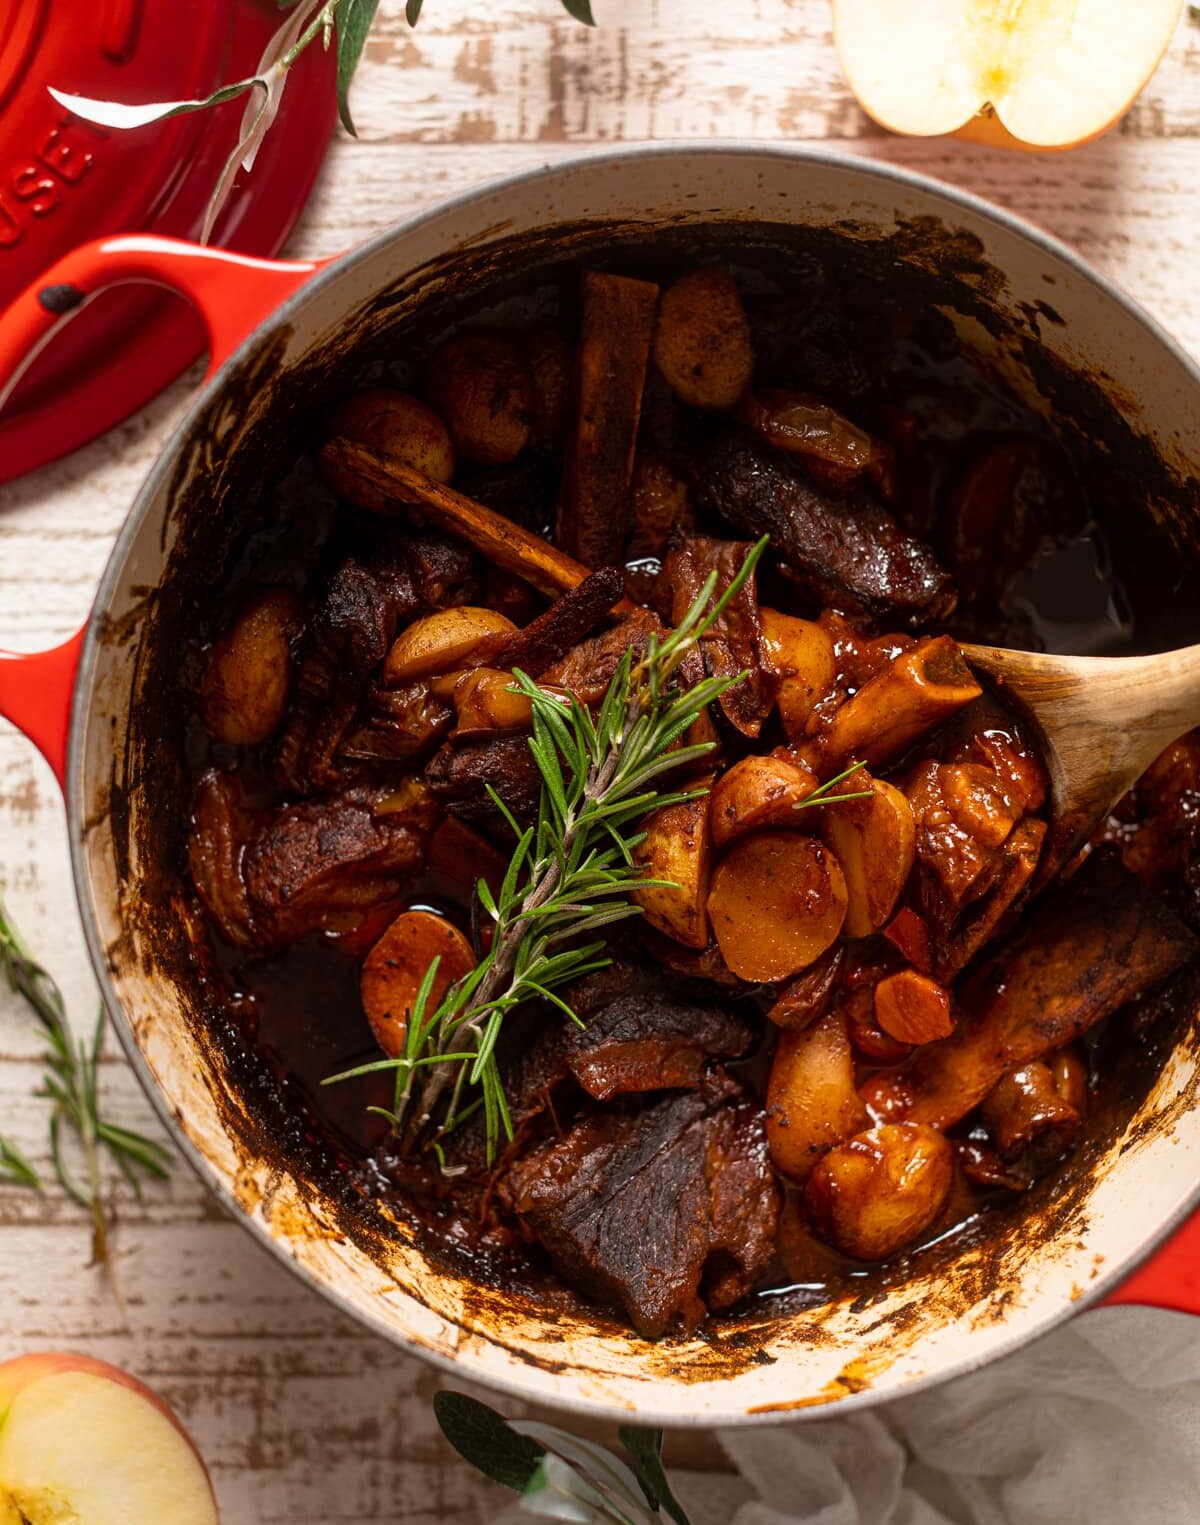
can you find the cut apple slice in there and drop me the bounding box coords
[0,1353,218,1525]
[834,0,1183,150]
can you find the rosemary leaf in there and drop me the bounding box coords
[326,538,771,1162]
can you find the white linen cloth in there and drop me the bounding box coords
[480,1307,1200,1525]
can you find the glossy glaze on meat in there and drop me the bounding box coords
[181,258,1200,1340]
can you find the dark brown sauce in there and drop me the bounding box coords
[179,253,1197,1333]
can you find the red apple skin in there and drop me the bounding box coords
[0,1352,214,1485]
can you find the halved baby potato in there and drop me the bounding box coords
[766,1008,868,1182]
[324,388,456,486]
[384,607,516,685]
[707,832,848,982]
[652,266,754,411]
[821,776,916,937]
[631,783,714,949]
[201,588,302,747]
[709,754,819,849]
[451,668,534,734]
[361,910,476,1059]
[804,1123,954,1261]
[760,608,838,742]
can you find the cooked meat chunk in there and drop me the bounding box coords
[424,733,543,830]
[699,430,955,624]
[480,567,625,677]
[241,783,436,945]
[541,608,665,706]
[338,682,454,767]
[659,535,773,736]
[563,992,754,1099]
[890,851,1198,1130]
[277,534,472,793]
[504,1071,778,1337]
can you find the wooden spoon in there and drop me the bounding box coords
[961,641,1200,867]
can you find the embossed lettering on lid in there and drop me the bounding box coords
[0,0,335,483]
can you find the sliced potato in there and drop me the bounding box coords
[451,668,534,734]
[821,777,916,937]
[201,588,302,747]
[873,968,953,1045]
[425,329,533,465]
[384,607,516,685]
[804,1123,954,1261]
[707,832,848,982]
[324,388,456,487]
[766,1009,867,1182]
[760,608,839,742]
[652,266,754,411]
[709,755,819,849]
[360,910,475,1059]
[631,783,714,949]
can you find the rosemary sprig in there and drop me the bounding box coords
[0,890,172,1267]
[328,539,770,1162]
[50,0,595,245]
[794,758,873,811]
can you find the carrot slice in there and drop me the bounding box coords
[873,968,953,1045]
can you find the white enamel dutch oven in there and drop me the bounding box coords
[0,146,1198,1422]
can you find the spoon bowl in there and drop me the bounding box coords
[962,641,1200,869]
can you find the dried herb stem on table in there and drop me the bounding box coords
[50,0,595,244]
[0,890,172,1268]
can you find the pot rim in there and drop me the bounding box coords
[67,140,1200,1424]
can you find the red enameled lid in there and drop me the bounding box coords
[0,0,337,483]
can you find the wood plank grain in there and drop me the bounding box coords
[0,1,1198,1517]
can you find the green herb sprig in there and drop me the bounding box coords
[794,757,873,811]
[50,0,595,245]
[434,1391,694,1525]
[0,891,172,1269]
[327,539,770,1162]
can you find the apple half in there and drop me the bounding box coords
[834,0,1183,151]
[0,1353,218,1525]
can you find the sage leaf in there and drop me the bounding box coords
[433,1391,545,1494]
[618,1427,693,1525]
[47,80,262,130]
[336,0,381,134]
[522,1454,629,1523]
[559,0,597,24]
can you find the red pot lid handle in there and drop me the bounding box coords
[0,0,337,482]
[0,231,328,406]
[0,233,330,783]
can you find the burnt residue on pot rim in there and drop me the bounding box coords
[70,159,1200,1419]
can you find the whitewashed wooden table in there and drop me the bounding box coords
[1,4,1199,1520]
